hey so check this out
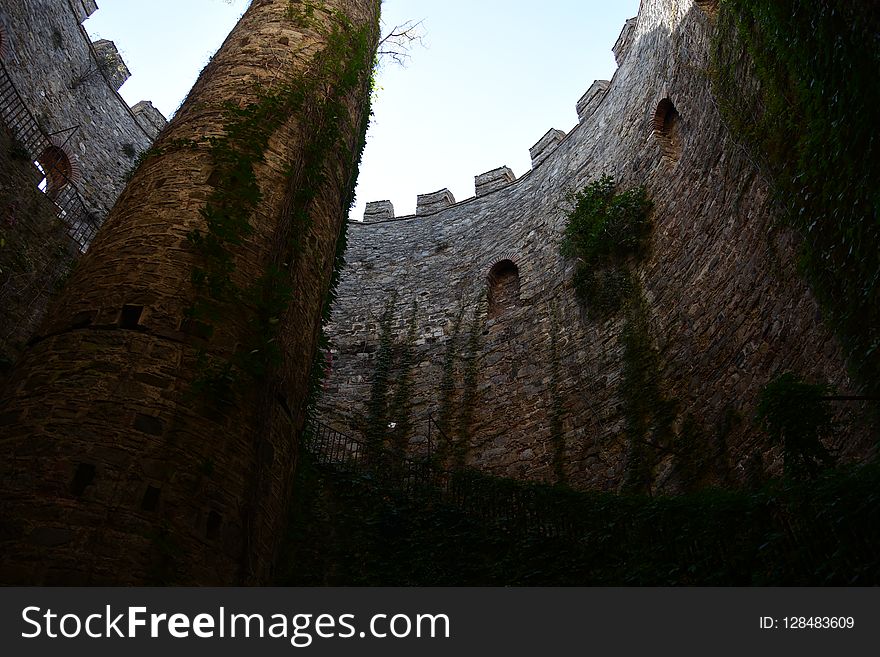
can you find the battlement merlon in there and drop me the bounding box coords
[73,0,98,23]
[475,166,516,197]
[577,80,610,122]
[529,129,566,168]
[91,39,130,91]
[417,188,455,216]
[613,17,637,66]
[131,101,167,140]
[363,200,394,222]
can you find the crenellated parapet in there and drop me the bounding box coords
[131,100,166,140]
[475,166,516,197]
[363,199,395,222]
[613,17,637,65]
[576,79,610,122]
[417,188,456,216]
[91,38,131,91]
[529,128,567,168]
[71,0,98,23]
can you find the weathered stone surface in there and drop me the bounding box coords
[475,166,516,197]
[416,188,455,216]
[529,129,566,168]
[363,199,394,222]
[0,0,381,585]
[0,0,166,218]
[320,0,874,494]
[613,17,637,66]
[576,80,610,123]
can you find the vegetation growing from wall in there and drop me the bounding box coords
[560,175,652,317]
[712,0,880,397]
[756,372,835,479]
[364,297,396,458]
[548,302,567,485]
[174,4,377,402]
[455,299,484,468]
[619,283,678,492]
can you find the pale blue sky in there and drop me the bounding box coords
[86,0,639,218]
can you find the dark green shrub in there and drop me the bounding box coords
[560,175,652,316]
[756,372,835,479]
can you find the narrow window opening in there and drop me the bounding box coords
[141,485,161,512]
[70,463,96,496]
[120,304,144,329]
[36,145,73,199]
[653,98,682,162]
[207,511,222,540]
[488,260,521,319]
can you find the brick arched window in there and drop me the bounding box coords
[653,97,681,162]
[488,259,520,318]
[36,145,73,198]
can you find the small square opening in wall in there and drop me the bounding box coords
[70,463,96,496]
[207,510,222,540]
[141,485,161,512]
[119,304,144,329]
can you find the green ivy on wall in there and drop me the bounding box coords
[560,174,652,317]
[711,0,880,397]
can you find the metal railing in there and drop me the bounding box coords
[302,418,579,538]
[0,59,103,250]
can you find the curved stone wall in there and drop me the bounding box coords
[318,0,873,491]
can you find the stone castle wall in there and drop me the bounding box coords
[317,0,874,491]
[0,0,165,367]
[0,0,165,217]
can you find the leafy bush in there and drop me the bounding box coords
[560,175,652,316]
[756,372,835,479]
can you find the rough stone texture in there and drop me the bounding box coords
[0,0,166,373]
[318,0,874,493]
[0,0,166,219]
[416,188,455,216]
[475,166,516,197]
[529,128,566,168]
[0,124,79,375]
[90,39,130,92]
[613,17,638,65]
[0,0,380,585]
[363,199,394,222]
[131,101,166,138]
[576,79,610,122]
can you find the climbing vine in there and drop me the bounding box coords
[164,2,379,400]
[548,302,566,486]
[711,0,880,397]
[619,282,678,493]
[453,298,484,468]
[364,296,396,457]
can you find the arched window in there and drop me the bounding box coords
[36,145,73,198]
[488,259,520,318]
[653,98,681,162]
